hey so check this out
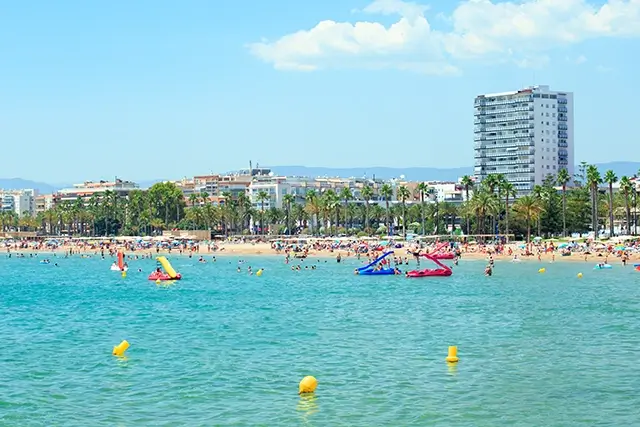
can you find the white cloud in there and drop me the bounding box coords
[247,0,640,73]
[566,54,588,64]
[596,64,614,72]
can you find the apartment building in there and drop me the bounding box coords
[474,85,574,194]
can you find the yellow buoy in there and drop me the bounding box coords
[445,345,459,363]
[112,340,130,357]
[538,268,546,273]
[256,269,263,277]
[121,271,126,278]
[299,376,318,394]
[577,272,583,278]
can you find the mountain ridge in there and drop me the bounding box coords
[2,162,639,193]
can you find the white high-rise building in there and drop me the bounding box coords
[473,85,574,194]
[0,189,37,217]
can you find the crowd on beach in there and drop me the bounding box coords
[2,235,640,264]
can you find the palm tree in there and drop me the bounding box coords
[586,165,602,236]
[460,175,474,233]
[220,191,233,235]
[361,185,373,233]
[396,185,411,239]
[469,192,498,236]
[513,195,544,243]
[200,191,209,206]
[619,176,632,235]
[501,181,517,240]
[556,168,571,237]
[283,194,295,236]
[532,185,544,237]
[380,183,393,235]
[256,190,269,235]
[604,169,618,237]
[340,186,353,231]
[428,187,440,234]
[304,190,321,235]
[322,189,339,235]
[416,182,429,235]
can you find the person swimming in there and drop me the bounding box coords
[484,264,493,276]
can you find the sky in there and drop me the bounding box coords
[1,0,639,183]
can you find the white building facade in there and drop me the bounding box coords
[425,181,470,205]
[474,85,574,194]
[0,189,37,217]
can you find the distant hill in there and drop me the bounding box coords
[265,165,473,181]
[0,178,60,194]
[268,162,640,181]
[585,162,640,178]
[3,162,639,194]
[137,180,163,189]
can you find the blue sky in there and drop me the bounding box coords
[1,0,638,183]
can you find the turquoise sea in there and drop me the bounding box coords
[2,252,640,426]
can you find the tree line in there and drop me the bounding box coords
[0,164,638,241]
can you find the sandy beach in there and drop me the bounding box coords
[5,240,640,265]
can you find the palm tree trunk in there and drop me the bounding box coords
[420,195,426,235]
[591,186,597,235]
[505,196,510,240]
[608,185,615,237]
[402,203,406,239]
[365,202,369,233]
[385,201,390,235]
[594,188,599,236]
[625,197,631,235]
[562,188,567,237]
[465,188,470,234]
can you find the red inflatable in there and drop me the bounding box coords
[430,252,455,260]
[407,254,452,278]
[148,272,182,281]
[406,268,452,277]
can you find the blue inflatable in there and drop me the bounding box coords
[358,268,398,276]
[593,264,612,270]
[356,251,400,275]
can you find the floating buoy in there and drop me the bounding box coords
[577,272,583,278]
[256,269,263,277]
[299,376,318,394]
[112,340,129,357]
[538,268,546,273]
[445,345,459,363]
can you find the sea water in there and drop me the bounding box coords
[1,253,639,426]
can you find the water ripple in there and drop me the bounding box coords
[2,256,640,425]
